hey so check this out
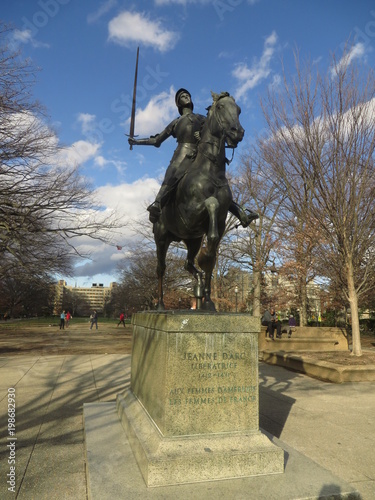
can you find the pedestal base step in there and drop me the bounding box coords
[83,402,360,500]
[116,391,284,487]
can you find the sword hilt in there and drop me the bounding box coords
[126,133,138,151]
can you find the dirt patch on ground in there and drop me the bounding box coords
[0,322,132,355]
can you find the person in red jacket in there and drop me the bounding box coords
[65,311,71,328]
[117,312,126,327]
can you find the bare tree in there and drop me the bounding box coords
[0,274,55,317]
[227,149,284,317]
[114,242,193,312]
[273,210,324,325]
[261,47,375,355]
[0,24,120,282]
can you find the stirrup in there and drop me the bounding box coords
[245,209,259,223]
[238,209,258,228]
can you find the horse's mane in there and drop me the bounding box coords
[204,91,230,114]
[189,91,232,163]
[198,91,231,138]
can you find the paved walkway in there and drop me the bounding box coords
[0,354,374,499]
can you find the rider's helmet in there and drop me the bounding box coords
[175,88,194,115]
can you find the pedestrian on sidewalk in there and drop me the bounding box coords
[89,310,98,330]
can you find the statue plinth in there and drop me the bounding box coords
[117,311,284,487]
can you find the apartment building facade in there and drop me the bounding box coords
[54,280,117,316]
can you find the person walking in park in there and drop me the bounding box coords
[65,311,71,328]
[89,310,98,330]
[59,310,65,330]
[117,312,126,327]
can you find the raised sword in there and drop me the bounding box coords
[127,46,139,150]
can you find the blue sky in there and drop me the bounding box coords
[3,0,375,286]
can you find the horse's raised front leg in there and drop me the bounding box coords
[204,196,220,243]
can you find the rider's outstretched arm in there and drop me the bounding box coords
[127,119,177,148]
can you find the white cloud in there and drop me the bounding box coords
[12,29,33,43]
[108,11,179,52]
[269,73,281,90]
[77,113,96,135]
[0,111,59,161]
[73,115,128,175]
[330,43,366,78]
[96,177,160,219]
[58,140,101,167]
[9,29,49,49]
[72,177,160,280]
[123,87,177,136]
[87,0,117,23]
[233,31,278,101]
[94,155,107,168]
[94,155,127,176]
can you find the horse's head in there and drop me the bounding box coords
[209,91,244,148]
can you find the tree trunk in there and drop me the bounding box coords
[252,268,261,318]
[211,269,218,310]
[252,228,263,318]
[347,264,362,356]
[299,278,308,326]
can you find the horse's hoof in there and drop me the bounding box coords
[201,301,216,312]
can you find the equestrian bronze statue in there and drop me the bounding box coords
[129,90,258,311]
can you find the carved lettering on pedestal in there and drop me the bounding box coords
[168,385,257,406]
[182,352,245,361]
[168,350,256,406]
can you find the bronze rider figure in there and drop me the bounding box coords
[128,88,258,226]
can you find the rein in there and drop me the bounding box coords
[198,99,236,165]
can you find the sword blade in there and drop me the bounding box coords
[129,46,139,150]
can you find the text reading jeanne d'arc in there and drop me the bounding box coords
[182,351,245,369]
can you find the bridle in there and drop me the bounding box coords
[199,95,240,165]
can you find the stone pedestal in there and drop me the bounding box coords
[116,311,284,487]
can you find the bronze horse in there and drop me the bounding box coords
[153,91,244,311]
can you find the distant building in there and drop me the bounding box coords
[228,268,322,319]
[262,272,322,320]
[53,280,117,315]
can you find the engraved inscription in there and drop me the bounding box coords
[168,385,257,406]
[182,352,245,361]
[182,351,247,380]
[168,350,256,407]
